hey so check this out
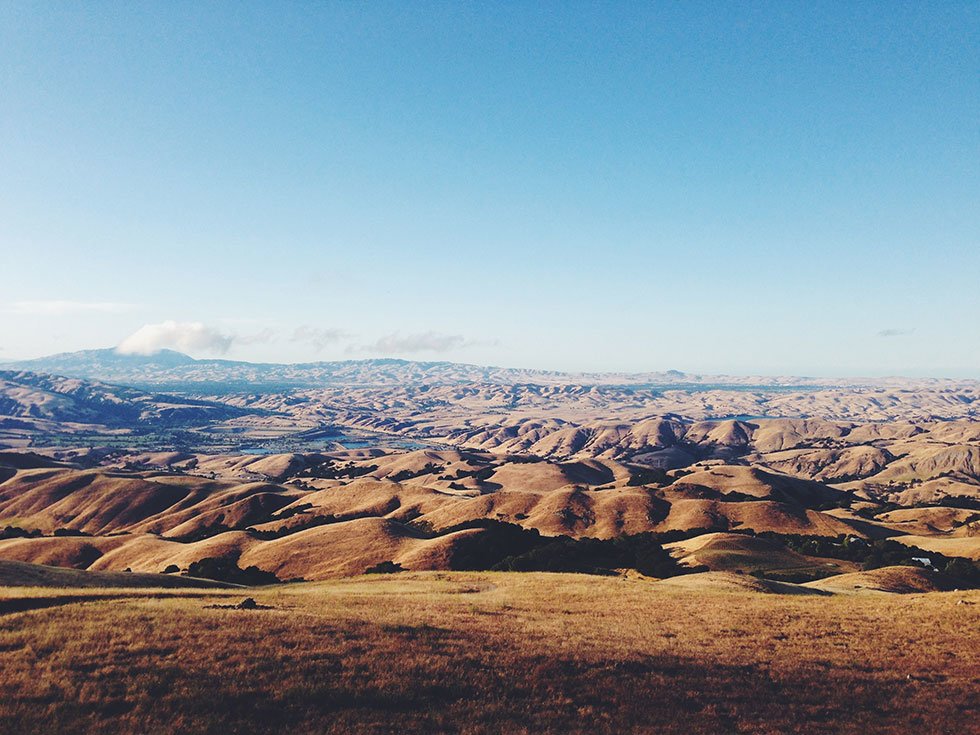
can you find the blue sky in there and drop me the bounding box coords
[1,2,977,376]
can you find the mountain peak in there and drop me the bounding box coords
[108,348,197,366]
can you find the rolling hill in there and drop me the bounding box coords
[0,370,246,426]
[0,354,977,591]
[1,445,976,587]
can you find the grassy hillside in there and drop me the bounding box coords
[0,559,234,589]
[0,572,977,734]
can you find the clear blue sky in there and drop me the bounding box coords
[1,2,977,376]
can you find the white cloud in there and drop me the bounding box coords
[361,331,467,355]
[7,300,136,315]
[291,325,349,351]
[117,321,233,356]
[878,328,914,338]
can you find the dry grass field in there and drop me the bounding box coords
[1,572,978,735]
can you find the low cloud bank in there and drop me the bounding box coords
[115,320,474,358]
[878,328,914,338]
[360,331,467,355]
[291,325,349,351]
[117,321,233,356]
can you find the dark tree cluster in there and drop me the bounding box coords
[186,557,281,586]
[442,520,697,578]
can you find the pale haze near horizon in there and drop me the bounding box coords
[0,3,977,378]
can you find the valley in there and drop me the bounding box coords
[1,352,978,734]
[0,351,977,587]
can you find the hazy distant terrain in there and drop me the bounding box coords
[6,347,970,391]
[0,350,978,583]
[2,351,979,501]
[3,349,978,443]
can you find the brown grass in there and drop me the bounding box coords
[0,572,978,734]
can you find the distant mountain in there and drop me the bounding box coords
[3,349,576,391]
[9,348,197,374]
[1,348,960,394]
[0,369,246,426]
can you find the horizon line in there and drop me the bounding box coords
[1,346,978,384]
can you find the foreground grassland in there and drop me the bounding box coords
[1,573,978,734]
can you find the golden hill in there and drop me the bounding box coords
[804,566,963,594]
[652,571,825,595]
[664,532,855,577]
[0,442,977,585]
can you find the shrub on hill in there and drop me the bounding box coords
[170,523,232,543]
[0,526,42,540]
[1,526,97,540]
[932,496,980,511]
[445,520,547,570]
[492,537,618,575]
[391,463,445,483]
[852,502,904,519]
[627,467,670,486]
[186,557,280,586]
[493,533,695,578]
[365,561,404,574]
[450,466,496,482]
[245,514,342,540]
[298,462,378,480]
[751,531,980,588]
[443,521,696,578]
[942,557,980,583]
